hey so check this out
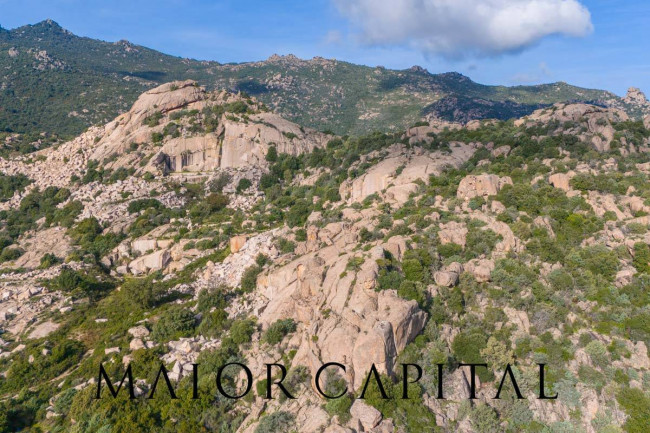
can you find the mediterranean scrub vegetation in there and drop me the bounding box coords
[1,106,650,433]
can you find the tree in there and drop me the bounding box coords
[265,146,278,162]
[121,277,157,309]
[632,242,650,274]
[236,178,252,193]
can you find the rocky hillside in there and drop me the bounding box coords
[0,81,650,433]
[3,20,650,151]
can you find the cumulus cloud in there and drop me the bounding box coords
[333,0,593,57]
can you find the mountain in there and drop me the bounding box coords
[2,20,649,151]
[0,79,649,432]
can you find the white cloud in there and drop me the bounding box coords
[333,0,593,58]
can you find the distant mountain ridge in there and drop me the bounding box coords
[1,19,649,145]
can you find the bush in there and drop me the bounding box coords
[397,281,428,308]
[470,404,501,433]
[632,242,650,274]
[197,310,229,338]
[229,319,256,345]
[295,228,307,242]
[617,388,650,433]
[285,200,311,227]
[208,173,232,193]
[127,198,162,214]
[451,329,492,381]
[152,308,196,341]
[206,193,229,211]
[68,217,102,245]
[402,259,424,281]
[39,253,61,269]
[121,277,158,309]
[491,259,538,293]
[438,243,463,258]
[0,173,31,202]
[55,267,82,291]
[566,244,619,281]
[465,228,501,260]
[265,146,278,162]
[236,178,252,193]
[276,237,295,254]
[0,247,22,263]
[197,287,227,313]
[262,319,297,345]
[241,265,262,291]
[254,411,294,433]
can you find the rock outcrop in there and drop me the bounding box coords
[340,143,476,205]
[515,103,628,152]
[456,174,512,200]
[548,172,575,191]
[256,244,427,390]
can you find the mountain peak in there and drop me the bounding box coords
[11,19,70,36]
[408,65,429,74]
[625,87,647,105]
[33,19,63,30]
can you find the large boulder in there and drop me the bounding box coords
[465,259,495,283]
[434,270,459,287]
[548,172,574,191]
[129,249,171,274]
[350,400,382,430]
[229,235,248,253]
[456,174,512,200]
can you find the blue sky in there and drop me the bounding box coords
[0,0,648,96]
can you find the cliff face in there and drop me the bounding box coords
[88,80,328,175]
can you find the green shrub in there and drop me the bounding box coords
[438,242,463,258]
[566,244,619,281]
[152,308,196,342]
[0,247,22,263]
[294,228,307,242]
[241,265,262,292]
[451,329,492,381]
[127,198,162,214]
[470,404,501,433]
[236,178,252,193]
[197,310,229,338]
[229,319,256,345]
[491,259,538,293]
[197,287,227,313]
[617,388,650,433]
[254,411,294,433]
[465,228,501,260]
[0,172,31,202]
[143,111,162,127]
[285,200,311,227]
[632,242,650,274]
[402,259,424,281]
[265,146,278,162]
[263,319,297,345]
[38,253,61,269]
[276,238,296,254]
[397,281,428,308]
[121,277,158,309]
